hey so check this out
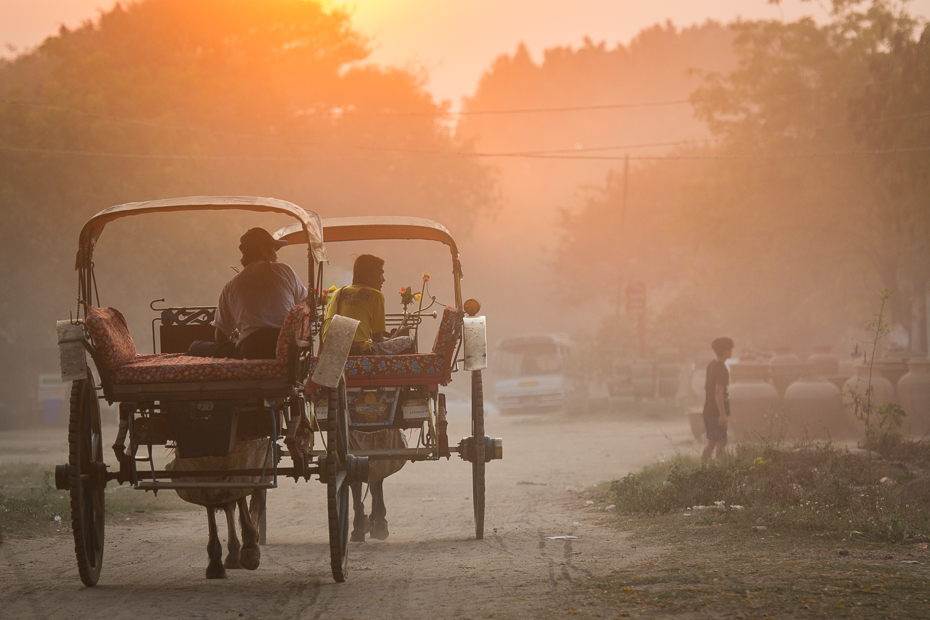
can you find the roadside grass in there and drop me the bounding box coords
[0,462,195,538]
[585,440,930,618]
[609,442,930,542]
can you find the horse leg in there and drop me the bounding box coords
[238,495,261,571]
[205,507,227,579]
[249,489,267,546]
[350,480,369,542]
[223,502,241,569]
[369,479,389,540]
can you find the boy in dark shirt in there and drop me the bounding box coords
[702,337,734,463]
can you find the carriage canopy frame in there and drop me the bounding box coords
[75,196,327,314]
[274,216,463,310]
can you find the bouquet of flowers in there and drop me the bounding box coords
[319,285,338,308]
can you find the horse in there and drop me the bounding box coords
[167,438,271,578]
[349,428,407,541]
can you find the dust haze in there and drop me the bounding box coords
[1,0,928,423]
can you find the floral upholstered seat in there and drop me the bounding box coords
[311,306,464,387]
[85,303,312,385]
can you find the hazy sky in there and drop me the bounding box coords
[2,0,929,105]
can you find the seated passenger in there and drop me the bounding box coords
[323,254,413,355]
[188,227,307,360]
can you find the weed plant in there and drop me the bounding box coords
[0,463,194,537]
[610,442,930,542]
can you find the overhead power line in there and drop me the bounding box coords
[3,143,929,162]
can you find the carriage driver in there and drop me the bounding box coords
[322,254,413,355]
[188,227,306,360]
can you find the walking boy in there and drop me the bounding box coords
[702,337,734,462]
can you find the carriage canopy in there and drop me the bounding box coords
[77,196,327,267]
[275,216,458,258]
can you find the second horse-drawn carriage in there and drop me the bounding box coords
[54,197,500,586]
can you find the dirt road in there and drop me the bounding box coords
[1,412,691,619]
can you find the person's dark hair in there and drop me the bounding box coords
[712,337,735,356]
[353,254,385,286]
[238,227,284,268]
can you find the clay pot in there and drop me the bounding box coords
[898,360,930,438]
[784,374,849,441]
[842,365,897,434]
[809,346,839,378]
[770,349,803,397]
[731,362,770,383]
[878,350,910,387]
[729,368,781,443]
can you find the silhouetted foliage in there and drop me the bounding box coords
[0,0,496,423]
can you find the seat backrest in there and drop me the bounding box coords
[84,305,137,369]
[275,302,313,364]
[431,307,464,362]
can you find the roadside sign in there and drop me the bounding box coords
[626,282,646,314]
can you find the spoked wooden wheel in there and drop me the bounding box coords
[326,378,350,582]
[471,370,486,540]
[67,369,106,586]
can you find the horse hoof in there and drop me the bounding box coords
[370,519,389,540]
[240,545,261,571]
[206,564,228,579]
[351,529,366,543]
[224,553,241,569]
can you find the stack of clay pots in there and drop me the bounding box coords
[782,347,850,441]
[729,358,780,443]
[842,364,896,435]
[770,348,805,397]
[898,360,930,438]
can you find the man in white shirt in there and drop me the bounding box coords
[190,227,306,359]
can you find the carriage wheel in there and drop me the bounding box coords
[471,370,486,540]
[67,369,106,586]
[326,378,350,582]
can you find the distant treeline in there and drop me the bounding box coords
[0,0,496,421]
[461,1,930,363]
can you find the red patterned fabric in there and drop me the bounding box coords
[85,304,289,384]
[313,307,464,385]
[111,354,286,384]
[84,306,137,370]
[431,307,464,359]
[275,302,313,364]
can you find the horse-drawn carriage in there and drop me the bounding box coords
[53,198,499,586]
[275,216,502,541]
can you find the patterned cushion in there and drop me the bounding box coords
[84,306,137,370]
[342,353,447,379]
[313,306,464,385]
[275,302,313,364]
[431,307,464,358]
[111,353,286,384]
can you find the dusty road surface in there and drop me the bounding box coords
[1,411,692,619]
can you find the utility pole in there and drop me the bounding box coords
[615,154,629,320]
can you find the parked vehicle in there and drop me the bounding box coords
[492,335,587,413]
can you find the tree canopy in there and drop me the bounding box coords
[556,0,930,358]
[0,0,496,423]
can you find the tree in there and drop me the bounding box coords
[682,0,929,354]
[0,0,496,424]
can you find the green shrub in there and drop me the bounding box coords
[610,442,930,542]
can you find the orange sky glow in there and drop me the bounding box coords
[2,0,929,105]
